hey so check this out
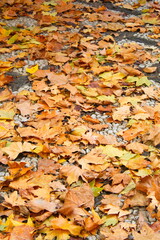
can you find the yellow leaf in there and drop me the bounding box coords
[26,217,34,227]
[0,109,15,120]
[32,144,44,154]
[97,145,124,158]
[72,126,87,136]
[51,215,82,235]
[26,64,39,74]
[96,95,116,103]
[134,168,152,177]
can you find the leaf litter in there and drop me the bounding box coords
[0,0,160,239]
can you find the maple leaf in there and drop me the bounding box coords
[0,87,14,102]
[142,13,160,25]
[112,105,131,121]
[3,191,26,207]
[97,145,125,158]
[132,222,160,240]
[2,142,36,159]
[9,171,55,201]
[143,66,157,73]
[126,76,151,86]
[0,74,14,87]
[0,109,15,120]
[7,33,18,44]
[59,184,94,216]
[60,165,86,185]
[122,190,149,209]
[0,60,13,73]
[16,100,42,116]
[77,86,98,97]
[84,209,104,232]
[27,198,59,213]
[78,148,108,171]
[51,215,82,235]
[2,213,34,235]
[142,124,160,146]
[89,180,103,197]
[42,215,83,240]
[126,142,148,154]
[9,225,35,240]
[55,0,73,13]
[100,224,129,240]
[26,64,39,74]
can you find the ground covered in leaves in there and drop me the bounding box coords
[0,0,160,239]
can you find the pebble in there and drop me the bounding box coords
[120,0,151,11]
[86,236,97,240]
[19,156,38,171]
[14,115,31,127]
[0,17,38,28]
[0,176,5,181]
[133,209,139,216]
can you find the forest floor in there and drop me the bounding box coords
[0,0,160,239]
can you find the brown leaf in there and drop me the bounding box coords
[27,198,58,213]
[132,222,160,240]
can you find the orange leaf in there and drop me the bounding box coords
[59,184,94,216]
[2,142,35,159]
[143,67,157,73]
[60,165,86,185]
[82,115,100,124]
[55,1,73,13]
[51,215,82,235]
[9,225,35,240]
[0,74,13,87]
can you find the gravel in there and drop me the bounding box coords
[0,16,38,28]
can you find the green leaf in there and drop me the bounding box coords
[99,71,113,80]
[42,26,57,32]
[0,224,6,231]
[136,76,152,86]
[121,180,136,194]
[89,180,103,197]
[96,95,116,103]
[7,34,18,44]
[77,86,98,97]
[42,11,57,16]
[2,28,13,37]
[126,76,151,86]
[103,215,118,226]
[120,151,136,161]
[96,54,106,63]
[29,39,41,45]
[44,0,57,6]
